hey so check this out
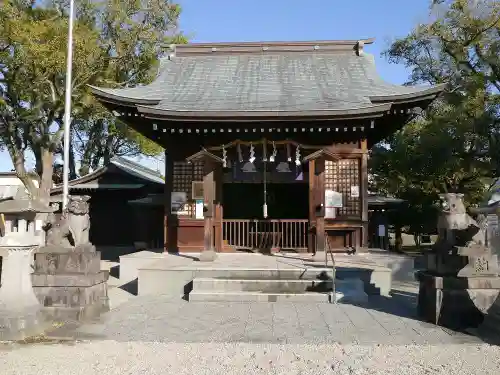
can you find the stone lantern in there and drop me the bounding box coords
[0,194,55,340]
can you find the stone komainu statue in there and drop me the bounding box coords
[434,193,486,250]
[43,195,92,251]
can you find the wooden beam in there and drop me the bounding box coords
[308,159,316,253]
[360,138,369,247]
[314,158,326,256]
[203,162,215,253]
[164,149,177,252]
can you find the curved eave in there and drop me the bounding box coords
[89,85,160,106]
[50,166,108,194]
[134,103,393,122]
[369,84,446,104]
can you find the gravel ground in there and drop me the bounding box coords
[1,341,500,375]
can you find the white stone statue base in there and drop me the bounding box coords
[0,246,47,340]
[311,251,326,263]
[198,250,218,262]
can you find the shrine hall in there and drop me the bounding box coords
[90,39,444,255]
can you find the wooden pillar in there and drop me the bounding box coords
[164,150,178,253]
[186,150,223,261]
[314,158,326,258]
[304,149,338,261]
[308,159,316,253]
[214,167,224,252]
[202,160,216,254]
[360,139,369,248]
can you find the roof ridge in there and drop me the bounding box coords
[170,38,375,57]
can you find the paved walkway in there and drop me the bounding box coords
[46,294,480,345]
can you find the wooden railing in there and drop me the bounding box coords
[222,219,309,251]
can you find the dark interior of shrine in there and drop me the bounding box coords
[222,182,309,220]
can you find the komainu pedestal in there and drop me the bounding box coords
[31,196,109,321]
[416,193,500,330]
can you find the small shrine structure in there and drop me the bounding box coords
[0,191,54,340]
[91,39,444,257]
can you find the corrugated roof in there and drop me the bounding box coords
[111,156,164,185]
[90,39,444,118]
[50,156,164,193]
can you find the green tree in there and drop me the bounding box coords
[369,0,499,239]
[60,0,186,176]
[0,1,184,201]
[0,2,103,200]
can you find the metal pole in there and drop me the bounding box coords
[62,0,75,210]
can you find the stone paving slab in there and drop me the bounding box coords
[45,294,484,346]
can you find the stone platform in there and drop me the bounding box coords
[128,251,392,301]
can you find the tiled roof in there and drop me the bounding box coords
[90,39,444,119]
[50,156,164,193]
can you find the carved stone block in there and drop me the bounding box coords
[31,250,109,322]
[34,251,101,274]
[416,271,500,330]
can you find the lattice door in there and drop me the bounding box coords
[325,159,361,219]
[172,161,204,216]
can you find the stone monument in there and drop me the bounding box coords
[469,183,500,339]
[0,192,54,340]
[416,193,500,330]
[31,195,109,321]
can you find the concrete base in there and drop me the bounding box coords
[189,291,331,303]
[198,250,217,262]
[0,305,48,341]
[311,252,326,263]
[137,253,392,299]
[416,271,500,330]
[335,278,369,304]
[119,250,165,282]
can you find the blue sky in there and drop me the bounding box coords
[0,0,432,172]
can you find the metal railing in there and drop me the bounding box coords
[324,234,337,304]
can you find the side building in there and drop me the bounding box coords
[50,156,164,259]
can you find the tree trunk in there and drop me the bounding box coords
[414,233,422,248]
[38,148,54,205]
[11,150,38,198]
[68,135,77,180]
[102,133,114,166]
[395,225,402,252]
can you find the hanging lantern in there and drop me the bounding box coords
[249,143,255,163]
[222,145,227,168]
[295,145,301,166]
[269,141,277,162]
[262,139,267,162]
[286,143,292,162]
[276,162,291,173]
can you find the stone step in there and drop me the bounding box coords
[193,277,333,293]
[189,290,332,303]
[188,268,333,280]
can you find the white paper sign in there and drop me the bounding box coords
[195,199,204,219]
[350,185,359,198]
[325,190,343,208]
[325,207,336,219]
[378,225,386,237]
